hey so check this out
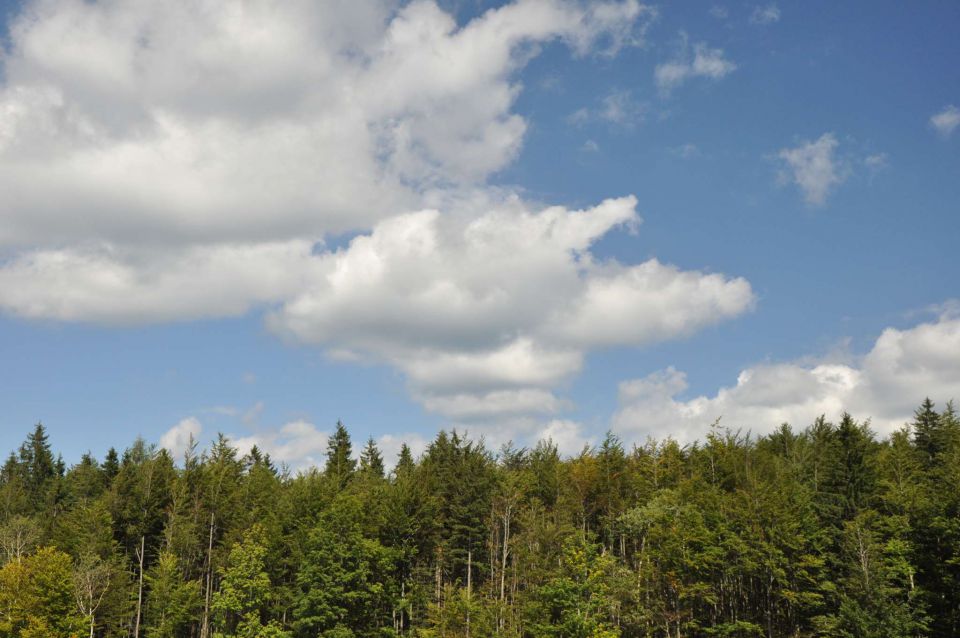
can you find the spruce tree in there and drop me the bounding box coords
[359,437,385,479]
[325,421,356,489]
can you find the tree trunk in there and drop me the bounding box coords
[134,535,145,638]
[201,512,215,638]
[466,550,472,638]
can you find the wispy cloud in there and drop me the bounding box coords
[931,105,960,138]
[567,90,646,128]
[750,4,781,25]
[669,143,702,159]
[709,6,728,20]
[777,133,847,206]
[864,152,889,172]
[655,37,736,94]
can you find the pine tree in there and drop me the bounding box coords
[325,421,356,489]
[359,437,385,479]
[913,398,945,463]
[394,443,415,479]
[19,423,56,507]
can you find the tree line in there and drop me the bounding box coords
[1,398,958,638]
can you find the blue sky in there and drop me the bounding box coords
[0,0,957,467]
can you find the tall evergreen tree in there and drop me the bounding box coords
[359,437,385,479]
[325,421,356,489]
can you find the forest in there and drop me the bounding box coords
[0,399,958,638]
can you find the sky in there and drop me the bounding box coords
[0,0,958,469]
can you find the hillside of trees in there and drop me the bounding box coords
[1,399,958,638]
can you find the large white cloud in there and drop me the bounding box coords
[0,0,652,247]
[613,308,960,442]
[0,0,758,437]
[0,240,319,323]
[267,196,755,419]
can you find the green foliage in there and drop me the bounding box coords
[325,421,356,489]
[294,496,396,638]
[0,401,957,637]
[213,524,289,638]
[0,546,86,638]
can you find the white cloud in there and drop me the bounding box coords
[613,307,960,443]
[655,38,736,94]
[0,240,319,324]
[709,6,728,20]
[599,90,646,127]
[864,152,889,171]
[267,196,754,420]
[567,90,646,129]
[0,0,651,249]
[777,133,846,206]
[160,417,203,458]
[670,143,701,158]
[931,105,960,138]
[750,4,780,25]
[0,0,755,440]
[581,139,600,153]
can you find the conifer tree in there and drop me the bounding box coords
[359,437,385,479]
[325,421,356,489]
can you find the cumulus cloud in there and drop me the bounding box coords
[931,105,960,138]
[750,4,780,25]
[268,196,754,420]
[0,240,319,324]
[777,133,847,206]
[160,417,203,458]
[0,0,651,249]
[613,308,960,443]
[655,38,736,94]
[0,0,755,441]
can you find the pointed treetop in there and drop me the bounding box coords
[394,443,415,479]
[359,437,385,479]
[325,420,356,487]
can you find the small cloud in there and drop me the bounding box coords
[750,4,781,25]
[864,152,889,172]
[655,37,736,94]
[242,371,257,384]
[160,417,203,458]
[539,75,562,92]
[566,108,591,127]
[931,105,960,138]
[670,143,701,159]
[777,133,847,206]
[567,91,645,130]
[709,6,729,19]
[599,90,646,128]
[581,139,600,153]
